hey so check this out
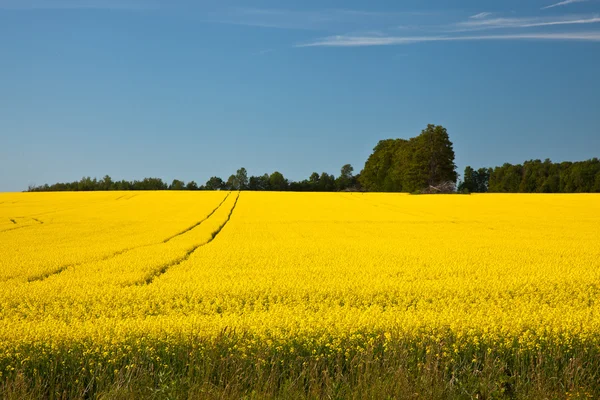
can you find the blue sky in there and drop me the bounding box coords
[1,0,599,191]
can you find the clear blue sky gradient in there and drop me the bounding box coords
[1,0,599,191]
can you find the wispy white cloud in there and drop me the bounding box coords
[297,31,600,47]
[541,0,588,10]
[0,0,158,10]
[455,15,600,31]
[470,12,492,19]
[525,16,600,27]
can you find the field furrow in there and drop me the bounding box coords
[0,192,229,281]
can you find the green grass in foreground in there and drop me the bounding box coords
[1,335,598,399]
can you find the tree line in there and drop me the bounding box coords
[459,158,600,193]
[26,165,360,193]
[27,124,457,193]
[26,123,599,193]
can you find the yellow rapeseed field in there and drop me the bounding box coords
[1,191,599,397]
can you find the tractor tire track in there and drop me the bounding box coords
[0,216,46,234]
[27,265,74,283]
[0,224,38,234]
[25,193,234,283]
[139,192,240,285]
[25,245,158,283]
[163,192,231,243]
[27,247,139,283]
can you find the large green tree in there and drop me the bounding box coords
[205,176,225,191]
[170,179,186,190]
[335,164,355,191]
[186,181,199,190]
[269,171,288,191]
[406,124,457,191]
[235,167,249,190]
[459,166,491,193]
[359,125,457,193]
[359,139,406,192]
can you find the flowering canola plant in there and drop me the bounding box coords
[0,191,599,394]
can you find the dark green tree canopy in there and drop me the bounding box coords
[170,179,185,190]
[359,124,457,193]
[234,167,249,190]
[248,174,270,191]
[458,167,491,193]
[456,158,600,194]
[309,172,320,185]
[488,158,600,193]
[205,176,225,191]
[269,171,288,191]
[335,164,355,191]
[225,175,236,190]
[186,181,199,191]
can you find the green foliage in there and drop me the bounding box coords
[186,181,199,190]
[269,171,288,191]
[318,172,336,192]
[170,179,186,190]
[458,166,491,193]
[594,173,600,193]
[100,175,113,191]
[359,125,457,193]
[359,139,404,192]
[225,175,237,191]
[335,164,356,191]
[26,165,359,193]
[224,168,250,191]
[248,174,270,191]
[205,177,225,191]
[235,167,249,190]
[26,144,597,194]
[309,172,320,185]
[2,334,599,399]
[288,171,345,192]
[488,158,600,193]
